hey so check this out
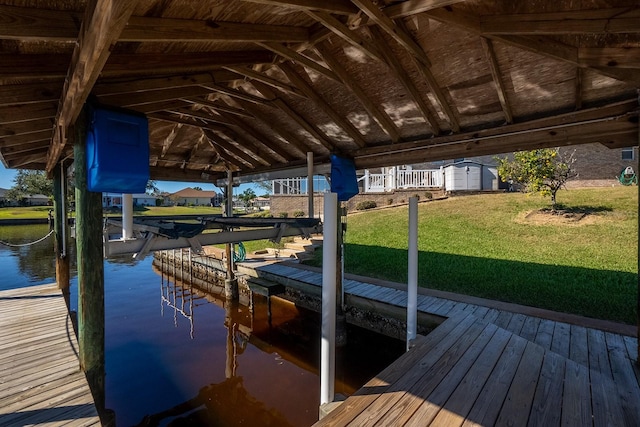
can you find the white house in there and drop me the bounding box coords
[102,193,160,208]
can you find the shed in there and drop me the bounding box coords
[444,162,498,191]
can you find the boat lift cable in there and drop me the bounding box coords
[0,229,54,247]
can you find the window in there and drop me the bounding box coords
[621,148,635,161]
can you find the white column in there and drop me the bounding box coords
[122,193,133,240]
[320,192,337,405]
[307,152,314,217]
[407,196,418,351]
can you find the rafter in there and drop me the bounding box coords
[383,0,469,20]
[575,68,583,111]
[92,72,238,97]
[258,42,340,83]
[239,0,358,15]
[223,66,306,98]
[98,86,216,108]
[181,98,254,118]
[0,83,61,107]
[304,10,384,63]
[249,80,335,152]
[160,124,186,158]
[211,110,297,163]
[203,129,262,169]
[0,119,54,138]
[480,37,513,124]
[166,107,235,127]
[314,42,400,143]
[201,84,272,106]
[351,0,432,67]
[394,19,460,132]
[0,103,57,125]
[279,62,367,148]
[0,4,309,43]
[367,26,441,135]
[46,0,139,172]
[233,98,316,157]
[8,153,49,169]
[479,8,640,35]
[0,130,52,149]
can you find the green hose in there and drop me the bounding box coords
[619,168,638,186]
[233,242,246,262]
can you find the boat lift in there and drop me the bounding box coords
[103,215,322,260]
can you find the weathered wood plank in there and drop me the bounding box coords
[461,334,528,427]
[550,321,571,359]
[505,313,527,335]
[527,352,565,426]
[561,359,592,427]
[534,318,555,350]
[568,324,589,367]
[605,332,640,425]
[495,341,545,426]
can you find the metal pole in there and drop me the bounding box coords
[407,197,418,351]
[122,193,133,240]
[53,162,70,303]
[307,152,314,217]
[321,192,337,405]
[225,170,238,300]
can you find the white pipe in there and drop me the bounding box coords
[321,192,337,406]
[122,194,134,240]
[407,197,418,351]
[307,152,314,217]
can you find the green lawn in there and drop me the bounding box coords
[307,187,638,324]
[0,205,223,219]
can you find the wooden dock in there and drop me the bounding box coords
[0,284,101,426]
[241,261,640,426]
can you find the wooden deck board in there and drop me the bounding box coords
[0,284,100,426]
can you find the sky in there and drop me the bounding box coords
[0,162,263,195]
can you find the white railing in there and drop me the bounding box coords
[272,176,330,195]
[364,168,442,193]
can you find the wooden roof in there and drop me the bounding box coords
[0,0,638,183]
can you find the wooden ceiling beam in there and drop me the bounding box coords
[239,0,358,15]
[279,62,367,148]
[166,107,235,127]
[0,103,57,125]
[160,124,186,158]
[0,4,309,43]
[351,0,432,67]
[575,68,583,111]
[128,100,191,115]
[203,129,262,169]
[8,153,49,169]
[480,37,513,124]
[578,48,640,69]
[210,111,296,163]
[46,0,139,172]
[0,83,61,107]
[98,86,216,108]
[233,98,316,157]
[367,26,441,135]
[149,166,226,182]
[304,11,385,63]
[0,130,52,148]
[355,99,638,161]
[480,8,640,35]
[92,72,239,96]
[1,140,51,157]
[394,19,460,132]
[249,80,335,152]
[314,42,400,143]
[149,112,227,134]
[258,42,340,83]
[383,0,469,20]
[201,84,272,106]
[201,135,242,171]
[184,134,207,170]
[223,66,306,98]
[181,97,255,118]
[0,52,272,81]
[0,119,54,138]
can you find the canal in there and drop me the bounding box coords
[0,224,405,426]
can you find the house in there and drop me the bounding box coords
[168,188,222,206]
[102,193,160,209]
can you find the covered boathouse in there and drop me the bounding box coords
[0,0,638,425]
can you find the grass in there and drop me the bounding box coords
[0,205,223,219]
[307,187,638,325]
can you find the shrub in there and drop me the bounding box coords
[387,198,394,205]
[278,212,289,218]
[424,192,433,200]
[413,194,421,200]
[356,200,377,210]
[293,210,305,218]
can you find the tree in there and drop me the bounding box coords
[496,148,577,210]
[5,170,54,204]
[146,180,159,195]
[191,186,203,191]
[238,188,256,210]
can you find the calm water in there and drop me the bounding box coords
[0,224,404,426]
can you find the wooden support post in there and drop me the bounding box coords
[335,202,347,347]
[74,108,106,413]
[53,161,70,308]
[307,152,314,217]
[225,170,238,301]
[407,197,418,351]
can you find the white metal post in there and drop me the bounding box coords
[122,193,133,240]
[407,197,418,351]
[321,192,337,405]
[307,152,314,217]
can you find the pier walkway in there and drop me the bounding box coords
[0,284,101,426]
[239,261,640,426]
